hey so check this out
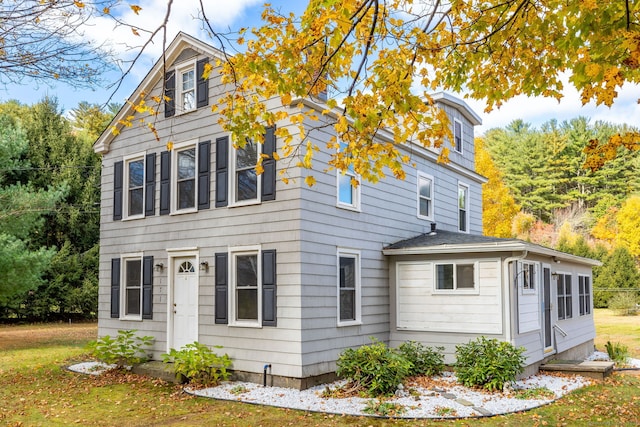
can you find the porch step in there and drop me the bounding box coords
[132,361,183,384]
[540,360,615,381]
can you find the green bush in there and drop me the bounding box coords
[88,329,154,368]
[336,338,411,397]
[605,341,629,366]
[162,342,232,386]
[455,336,525,392]
[397,341,445,377]
[608,292,638,316]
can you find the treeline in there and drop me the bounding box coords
[0,98,116,321]
[478,117,640,308]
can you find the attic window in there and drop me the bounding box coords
[180,67,195,112]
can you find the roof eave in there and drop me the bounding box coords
[383,241,602,266]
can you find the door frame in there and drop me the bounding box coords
[166,248,200,352]
[541,263,555,354]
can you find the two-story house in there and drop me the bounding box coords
[94,32,599,388]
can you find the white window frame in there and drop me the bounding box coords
[176,60,196,114]
[337,248,362,326]
[458,182,469,233]
[433,261,479,294]
[230,138,261,207]
[336,140,361,211]
[453,118,463,153]
[229,245,262,328]
[171,139,198,215]
[557,272,573,320]
[578,275,592,316]
[120,252,144,321]
[123,152,145,220]
[519,261,538,295]
[417,172,434,220]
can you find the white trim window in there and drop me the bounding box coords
[233,139,260,204]
[124,153,145,219]
[337,248,361,326]
[417,172,434,220]
[557,273,573,320]
[578,275,591,316]
[453,119,463,153]
[434,262,476,292]
[458,182,469,232]
[172,140,197,213]
[519,261,537,294]
[121,254,143,320]
[230,246,261,327]
[337,140,360,210]
[178,62,196,113]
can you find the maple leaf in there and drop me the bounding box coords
[130,5,142,15]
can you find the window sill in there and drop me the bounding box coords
[432,289,479,296]
[336,203,361,213]
[122,215,145,221]
[337,320,362,327]
[229,321,262,328]
[417,214,434,221]
[229,199,261,208]
[170,208,198,216]
[119,316,143,322]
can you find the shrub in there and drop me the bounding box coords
[605,341,629,366]
[455,336,525,392]
[88,329,154,368]
[608,292,638,316]
[336,338,411,397]
[397,341,445,377]
[362,399,406,416]
[162,342,232,386]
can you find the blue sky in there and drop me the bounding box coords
[2,1,638,135]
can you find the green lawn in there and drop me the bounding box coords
[0,316,639,426]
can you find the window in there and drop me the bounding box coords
[520,262,536,293]
[234,139,259,203]
[338,249,361,325]
[179,66,195,112]
[458,183,469,232]
[171,141,197,213]
[123,257,142,318]
[454,119,463,153]
[337,141,360,210]
[124,155,144,218]
[417,172,434,220]
[230,247,261,326]
[435,262,476,291]
[557,273,573,320]
[579,275,591,316]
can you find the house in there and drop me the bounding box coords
[94,32,599,388]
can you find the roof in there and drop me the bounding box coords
[430,92,482,126]
[383,229,601,266]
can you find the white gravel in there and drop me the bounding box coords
[68,354,640,419]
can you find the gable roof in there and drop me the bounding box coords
[94,32,225,154]
[383,229,601,266]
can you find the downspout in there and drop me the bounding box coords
[502,251,528,344]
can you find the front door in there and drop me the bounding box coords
[171,258,198,350]
[542,266,554,352]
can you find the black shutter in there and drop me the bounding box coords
[160,151,171,215]
[262,249,277,327]
[164,70,175,117]
[215,252,228,324]
[142,256,154,319]
[145,153,156,216]
[196,57,209,108]
[261,125,277,201]
[113,161,123,220]
[111,258,121,318]
[215,136,229,207]
[198,141,211,210]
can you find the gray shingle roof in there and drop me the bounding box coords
[384,229,518,250]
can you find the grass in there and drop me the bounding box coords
[594,308,640,358]
[0,316,639,426]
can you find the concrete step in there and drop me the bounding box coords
[539,360,615,381]
[132,361,183,383]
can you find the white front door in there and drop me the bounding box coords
[171,257,198,350]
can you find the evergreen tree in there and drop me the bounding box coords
[593,246,640,308]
